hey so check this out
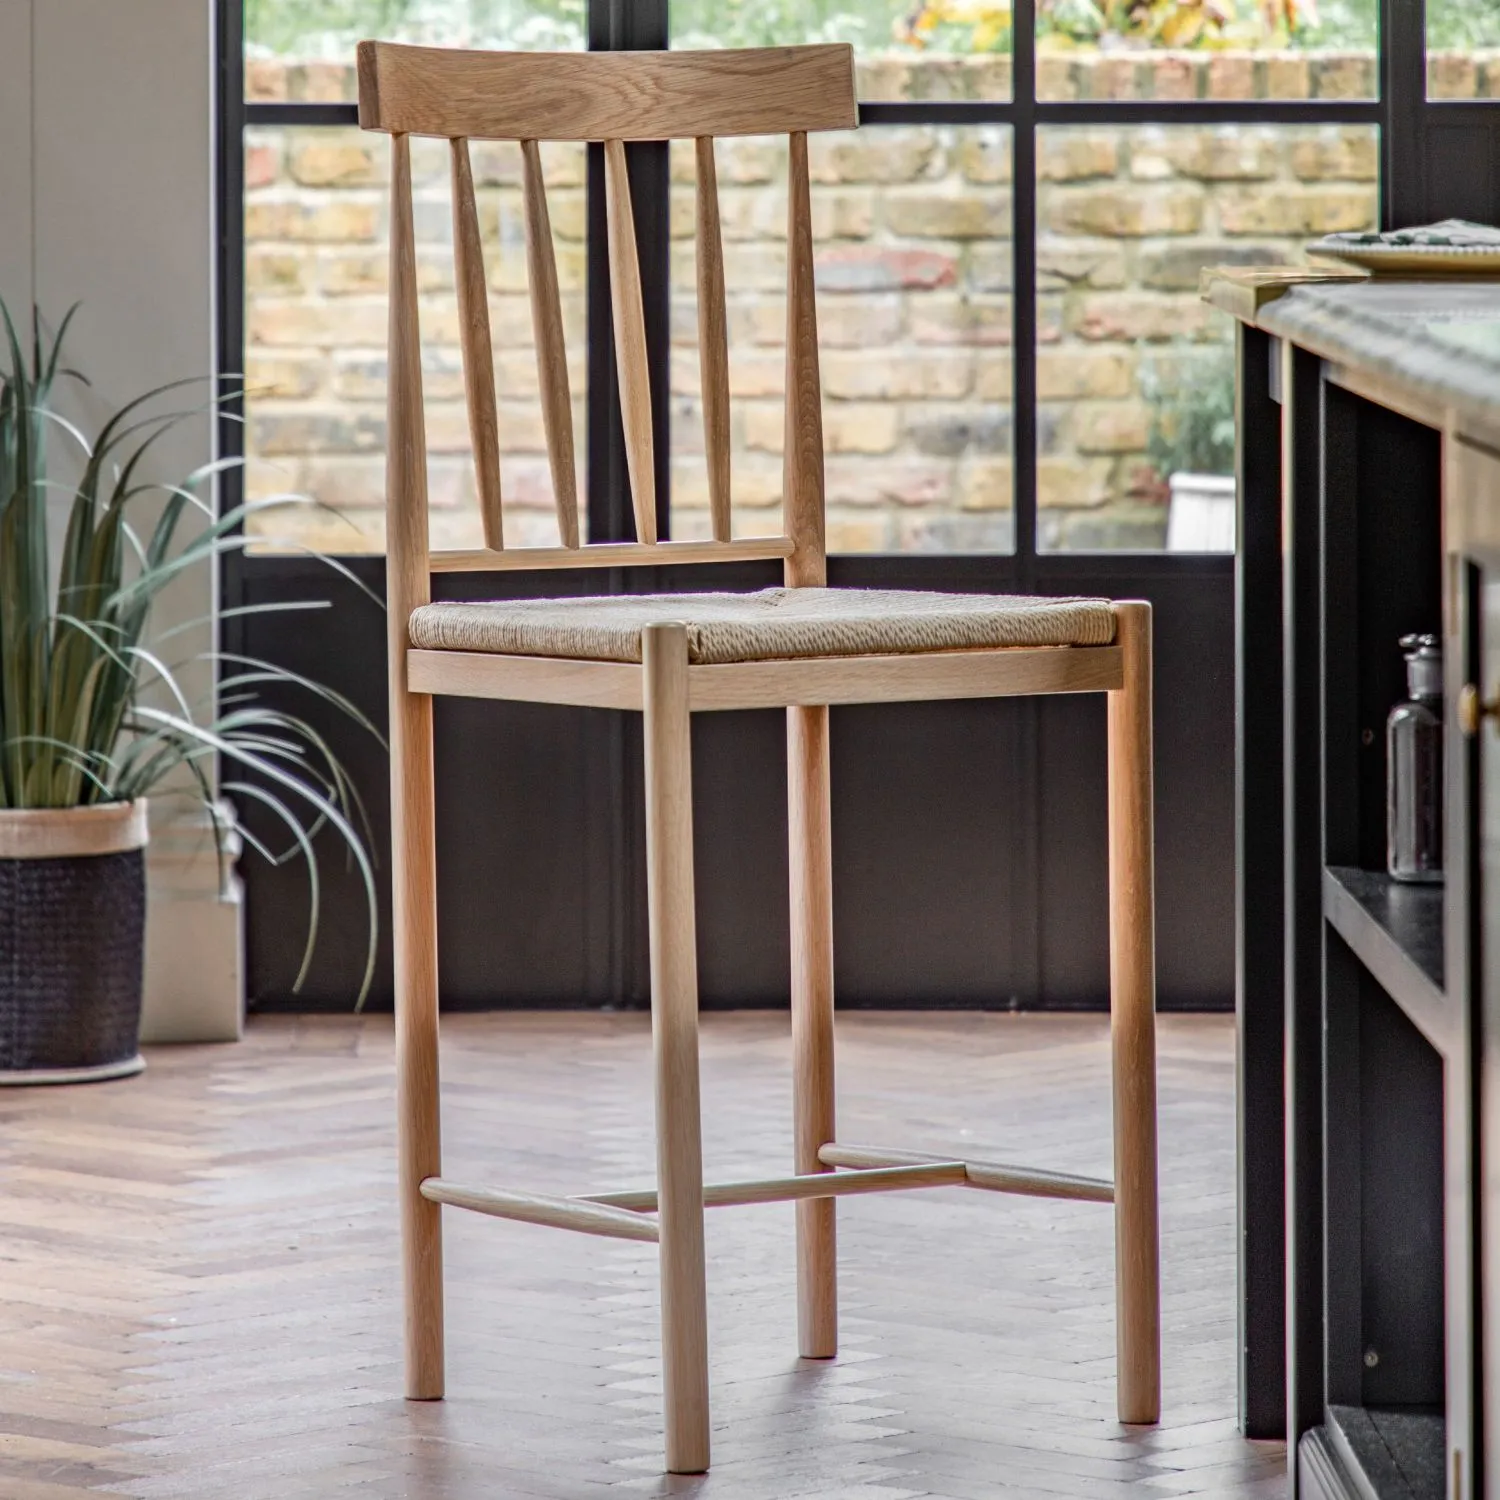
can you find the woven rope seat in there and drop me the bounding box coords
[409,587,1118,665]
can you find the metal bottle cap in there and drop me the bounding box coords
[1401,633,1442,700]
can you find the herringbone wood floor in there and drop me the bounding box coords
[0,1012,1286,1499]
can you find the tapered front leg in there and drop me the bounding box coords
[642,623,711,1474]
[1107,601,1161,1425]
[392,684,443,1400]
[788,703,837,1359]
[386,129,443,1403]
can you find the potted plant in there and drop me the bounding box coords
[0,306,375,1084]
[1142,346,1237,553]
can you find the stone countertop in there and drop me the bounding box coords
[1203,271,1500,437]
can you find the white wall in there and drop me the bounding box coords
[0,0,243,1042]
[0,3,32,311]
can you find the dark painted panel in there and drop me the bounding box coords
[1284,346,1329,1450]
[1038,567,1236,1009]
[1236,323,1289,1441]
[689,708,791,1007]
[235,557,392,1009]
[1420,121,1500,227]
[1359,971,1447,1407]
[1036,691,1107,1007]
[433,697,615,1005]
[829,697,1026,1006]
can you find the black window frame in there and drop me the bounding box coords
[215,0,1428,593]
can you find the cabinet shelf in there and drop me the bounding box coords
[1322,867,1448,1055]
[1325,1405,1445,1500]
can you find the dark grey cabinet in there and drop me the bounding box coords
[1220,274,1500,1500]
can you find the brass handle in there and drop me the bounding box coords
[1458,682,1500,738]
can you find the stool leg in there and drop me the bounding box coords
[1107,601,1161,1425]
[643,623,711,1474]
[788,704,837,1359]
[388,126,444,1401]
[391,687,444,1398]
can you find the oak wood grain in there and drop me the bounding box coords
[521,138,580,548]
[583,1161,967,1212]
[683,642,1125,711]
[405,642,1126,714]
[449,136,503,550]
[1107,600,1161,1425]
[407,648,643,711]
[356,41,857,141]
[695,136,732,542]
[605,139,657,545]
[641,623,710,1473]
[789,702,837,1358]
[427,536,793,573]
[385,131,445,1403]
[421,1178,659,1242]
[819,1143,1116,1203]
[782,131,826,588]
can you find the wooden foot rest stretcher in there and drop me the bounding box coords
[419,1145,1115,1245]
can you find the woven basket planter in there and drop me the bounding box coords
[0,801,149,1085]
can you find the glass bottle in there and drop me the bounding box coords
[1387,634,1443,884]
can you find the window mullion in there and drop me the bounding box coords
[587,0,670,544]
[1381,0,1424,227]
[1012,0,1038,578]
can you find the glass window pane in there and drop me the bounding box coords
[669,127,1013,554]
[1428,1,1500,97]
[1035,0,1375,102]
[245,2,584,102]
[1037,123,1378,553]
[244,127,587,553]
[669,3,1010,102]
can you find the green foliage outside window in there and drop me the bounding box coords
[1425,0,1500,47]
[245,0,584,54]
[246,0,1497,54]
[1142,346,1237,480]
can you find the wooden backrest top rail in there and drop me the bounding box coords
[356,42,857,141]
[365,43,840,586]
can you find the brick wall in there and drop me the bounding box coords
[242,51,1484,552]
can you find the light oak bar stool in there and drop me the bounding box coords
[357,39,1160,1474]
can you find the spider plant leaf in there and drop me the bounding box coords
[35,406,95,457]
[227,803,293,871]
[133,706,377,1006]
[0,733,116,805]
[40,303,83,389]
[124,646,199,725]
[216,704,375,857]
[1,297,377,997]
[212,653,385,745]
[152,599,330,645]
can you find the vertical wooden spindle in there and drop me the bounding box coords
[450,136,503,551]
[604,138,658,546]
[695,137,731,543]
[521,139,580,548]
[783,130,825,588]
